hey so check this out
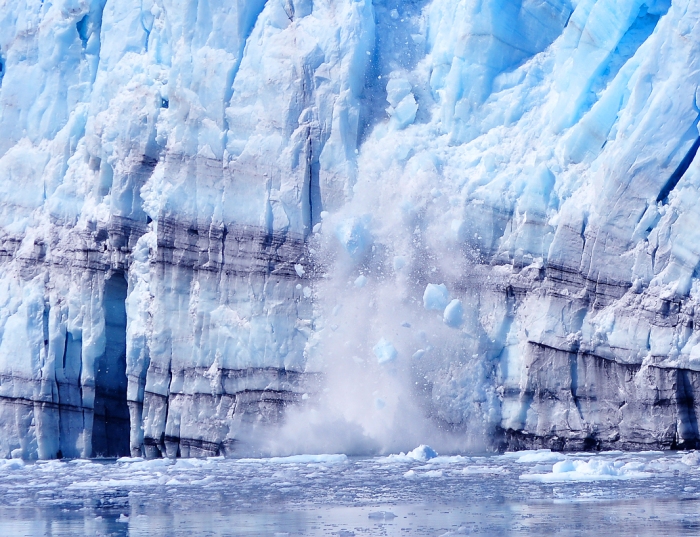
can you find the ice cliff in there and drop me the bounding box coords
[1,0,700,459]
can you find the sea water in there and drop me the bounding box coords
[1,449,700,536]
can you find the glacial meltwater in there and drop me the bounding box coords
[2,449,700,536]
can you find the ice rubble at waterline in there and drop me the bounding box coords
[0,448,699,492]
[0,0,700,459]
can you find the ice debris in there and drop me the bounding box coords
[520,458,652,482]
[443,299,463,327]
[423,284,449,311]
[373,338,397,364]
[354,274,367,288]
[368,511,397,520]
[407,445,438,461]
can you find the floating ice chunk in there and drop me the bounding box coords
[554,460,576,473]
[393,256,406,271]
[386,78,412,107]
[354,274,367,288]
[239,454,348,464]
[438,526,472,536]
[515,450,567,463]
[412,349,426,359]
[424,469,443,477]
[0,459,24,470]
[423,283,449,311]
[682,452,700,466]
[303,287,312,298]
[498,449,540,459]
[407,444,438,461]
[175,458,215,469]
[130,458,176,469]
[443,299,463,328]
[294,264,305,277]
[375,398,386,410]
[520,458,652,482]
[373,338,397,364]
[461,466,510,475]
[368,511,397,520]
[69,478,150,489]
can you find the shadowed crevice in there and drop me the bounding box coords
[657,136,700,203]
[92,273,130,457]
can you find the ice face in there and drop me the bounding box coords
[0,0,699,459]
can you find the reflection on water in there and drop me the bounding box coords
[2,451,700,536]
[4,498,700,536]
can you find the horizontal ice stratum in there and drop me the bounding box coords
[1,0,700,459]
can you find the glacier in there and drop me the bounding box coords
[1,0,700,459]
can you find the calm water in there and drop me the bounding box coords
[1,450,699,536]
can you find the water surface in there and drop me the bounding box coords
[2,450,699,536]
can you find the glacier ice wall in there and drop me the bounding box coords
[1,0,700,458]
